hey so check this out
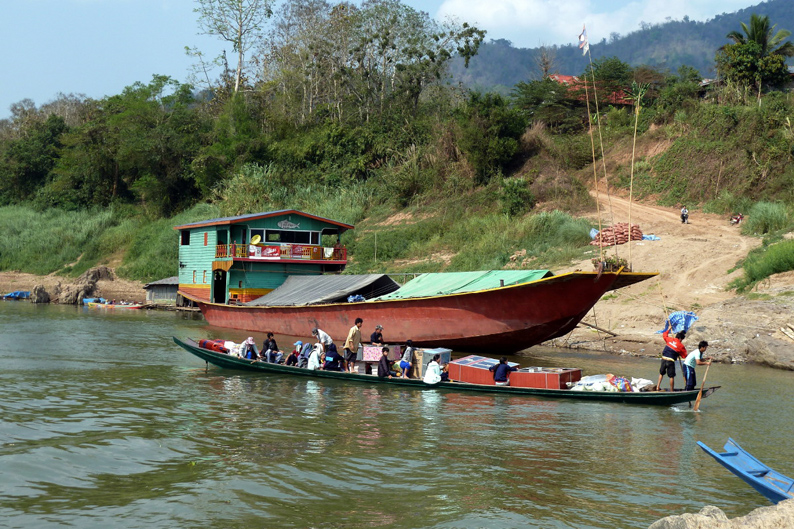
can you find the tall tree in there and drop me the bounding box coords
[718,14,794,101]
[195,0,275,94]
[725,13,794,58]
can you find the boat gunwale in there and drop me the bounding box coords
[173,337,714,405]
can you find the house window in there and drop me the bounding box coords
[181,231,190,245]
[264,229,317,244]
[202,270,207,283]
[193,271,197,283]
[204,232,208,246]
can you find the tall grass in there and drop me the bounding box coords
[0,206,118,275]
[703,191,753,216]
[741,202,790,235]
[733,239,794,291]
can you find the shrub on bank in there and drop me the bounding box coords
[738,239,794,289]
[741,202,790,235]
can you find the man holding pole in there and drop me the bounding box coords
[683,341,711,391]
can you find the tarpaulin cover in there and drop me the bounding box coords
[245,274,400,306]
[656,311,699,334]
[373,270,552,301]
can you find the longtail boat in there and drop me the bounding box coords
[698,438,794,504]
[173,337,719,406]
[87,302,143,309]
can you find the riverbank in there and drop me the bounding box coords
[548,192,794,371]
[0,270,146,304]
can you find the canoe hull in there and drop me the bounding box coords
[698,438,794,504]
[187,271,656,353]
[173,337,716,406]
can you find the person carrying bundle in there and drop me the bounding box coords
[655,328,687,392]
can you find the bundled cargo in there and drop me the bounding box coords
[590,223,643,247]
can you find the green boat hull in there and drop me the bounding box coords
[173,337,719,406]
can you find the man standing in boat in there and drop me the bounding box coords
[683,341,710,391]
[655,328,687,391]
[344,317,363,373]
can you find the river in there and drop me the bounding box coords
[1,302,792,529]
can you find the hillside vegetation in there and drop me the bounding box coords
[1,1,793,291]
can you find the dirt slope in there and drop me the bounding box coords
[552,190,794,369]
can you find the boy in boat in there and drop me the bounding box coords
[683,341,710,391]
[344,317,364,373]
[655,329,687,391]
[377,346,392,378]
[285,342,301,366]
[262,332,282,363]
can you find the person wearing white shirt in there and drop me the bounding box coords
[683,341,710,390]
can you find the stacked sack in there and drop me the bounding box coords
[590,223,643,247]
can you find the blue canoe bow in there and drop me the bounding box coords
[698,438,794,504]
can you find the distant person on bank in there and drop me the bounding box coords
[683,341,711,391]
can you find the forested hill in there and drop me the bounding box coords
[450,0,794,89]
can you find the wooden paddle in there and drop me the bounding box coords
[693,362,712,411]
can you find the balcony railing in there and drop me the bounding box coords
[215,244,347,262]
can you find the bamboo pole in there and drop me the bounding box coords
[693,362,711,412]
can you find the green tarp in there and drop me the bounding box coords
[372,270,553,301]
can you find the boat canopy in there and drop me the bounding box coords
[373,270,552,300]
[245,274,400,306]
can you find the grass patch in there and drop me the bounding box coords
[741,202,790,235]
[730,238,794,291]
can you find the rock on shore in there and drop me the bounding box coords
[649,499,794,528]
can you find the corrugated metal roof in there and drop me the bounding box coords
[143,276,179,288]
[246,274,400,306]
[173,209,354,231]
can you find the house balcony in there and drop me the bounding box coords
[215,243,347,264]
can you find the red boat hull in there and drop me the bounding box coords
[185,271,655,353]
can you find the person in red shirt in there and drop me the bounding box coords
[655,328,687,391]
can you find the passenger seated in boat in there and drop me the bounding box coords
[312,327,333,364]
[285,342,301,366]
[440,363,450,382]
[262,332,283,363]
[307,344,322,370]
[489,357,518,386]
[423,354,442,384]
[377,347,393,378]
[298,342,313,368]
[242,337,259,360]
[370,325,384,346]
[400,340,414,378]
[323,343,344,371]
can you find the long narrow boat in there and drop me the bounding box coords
[87,302,143,309]
[173,337,718,405]
[698,438,794,504]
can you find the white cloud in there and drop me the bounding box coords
[436,0,757,47]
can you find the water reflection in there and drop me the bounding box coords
[1,302,794,528]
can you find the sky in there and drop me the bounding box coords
[0,0,759,120]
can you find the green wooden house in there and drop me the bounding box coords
[174,210,353,304]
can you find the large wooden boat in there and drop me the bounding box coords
[173,337,718,405]
[189,270,656,353]
[698,438,794,504]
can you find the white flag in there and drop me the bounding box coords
[578,25,589,56]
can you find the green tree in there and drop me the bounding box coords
[725,13,794,58]
[457,92,526,184]
[511,78,584,133]
[718,13,794,101]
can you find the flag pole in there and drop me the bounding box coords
[579,25,604,264]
